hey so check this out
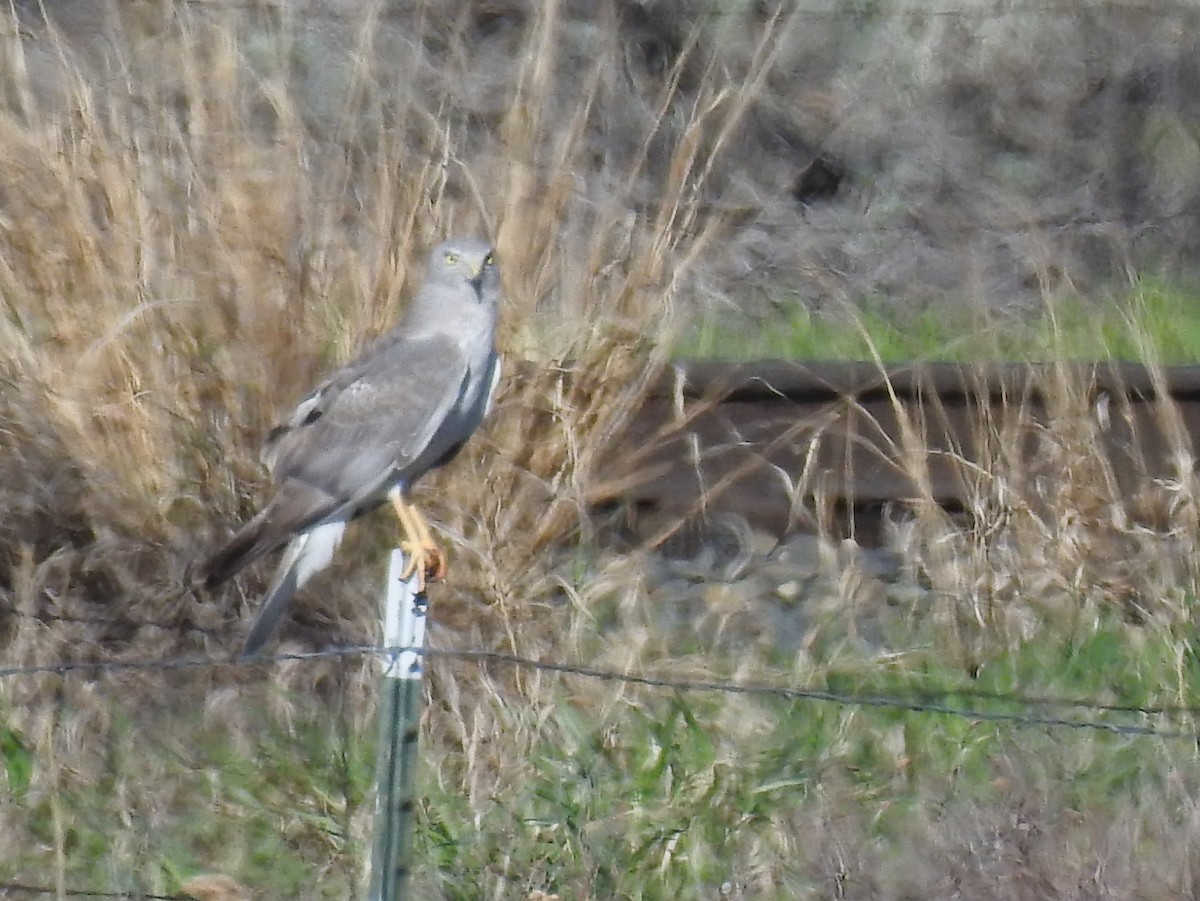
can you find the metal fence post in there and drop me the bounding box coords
[367,549,427,901]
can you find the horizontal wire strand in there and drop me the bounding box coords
[0,643,1193,740]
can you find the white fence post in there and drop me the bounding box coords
[367,549,427,901]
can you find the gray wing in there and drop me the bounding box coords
[264,331,473,507]
[198,331,473,588]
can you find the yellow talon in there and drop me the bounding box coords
[390,493,448,591]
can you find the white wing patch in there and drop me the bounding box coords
[291,389,324,423]
[262,381,335,471]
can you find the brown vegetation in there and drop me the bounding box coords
[2,1,1200,897]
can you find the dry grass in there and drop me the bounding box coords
[0,0,751,660]
[0,0,763,891]
[872,353,1200,676]
[3,2,1200,898]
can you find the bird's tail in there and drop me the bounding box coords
[240,519,347,656]
[197,514,279,589]
[197,481,336,588]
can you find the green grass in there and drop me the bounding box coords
[4,4,1200,899]
[680,279,1200,363]
[4,610,1198,898]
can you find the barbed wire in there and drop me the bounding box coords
[5,601,1197,719]
[5,594,1199,718]
[437,647,1199,739]
[0,631,1194,895]
[0,884,191,900]
[0,643,1194,740]
[161,0,1200,21]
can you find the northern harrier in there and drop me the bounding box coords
[198,237,502,655]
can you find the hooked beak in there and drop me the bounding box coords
[467,264,485,301]
[465,260,489,303]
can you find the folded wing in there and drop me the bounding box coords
[199,331,472,586]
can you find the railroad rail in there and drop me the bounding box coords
[602,361,1200,545]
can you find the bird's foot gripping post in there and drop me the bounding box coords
[368,548,427,901]
[389,493,448,590]
[398,541,447,587]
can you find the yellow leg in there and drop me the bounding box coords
[389,493,448,589]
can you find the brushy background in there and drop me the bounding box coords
[4,1,1200,898]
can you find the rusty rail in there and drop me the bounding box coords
[601,361,1200,544]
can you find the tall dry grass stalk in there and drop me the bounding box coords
[0,2,801,692]
[0,5,809,885]
[864,350,1200,675]
[6,6,1200,893]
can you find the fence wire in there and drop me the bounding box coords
[0,885,189,900]
[168,0,1200,20]
[0,642,1195,740]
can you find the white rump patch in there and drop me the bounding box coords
[293,520,348,589]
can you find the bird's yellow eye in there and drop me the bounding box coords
[445,251,459,265]
[483,252,494,267]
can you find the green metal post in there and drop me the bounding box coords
[368,549,427,901]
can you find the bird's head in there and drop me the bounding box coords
[431,237,500,305]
